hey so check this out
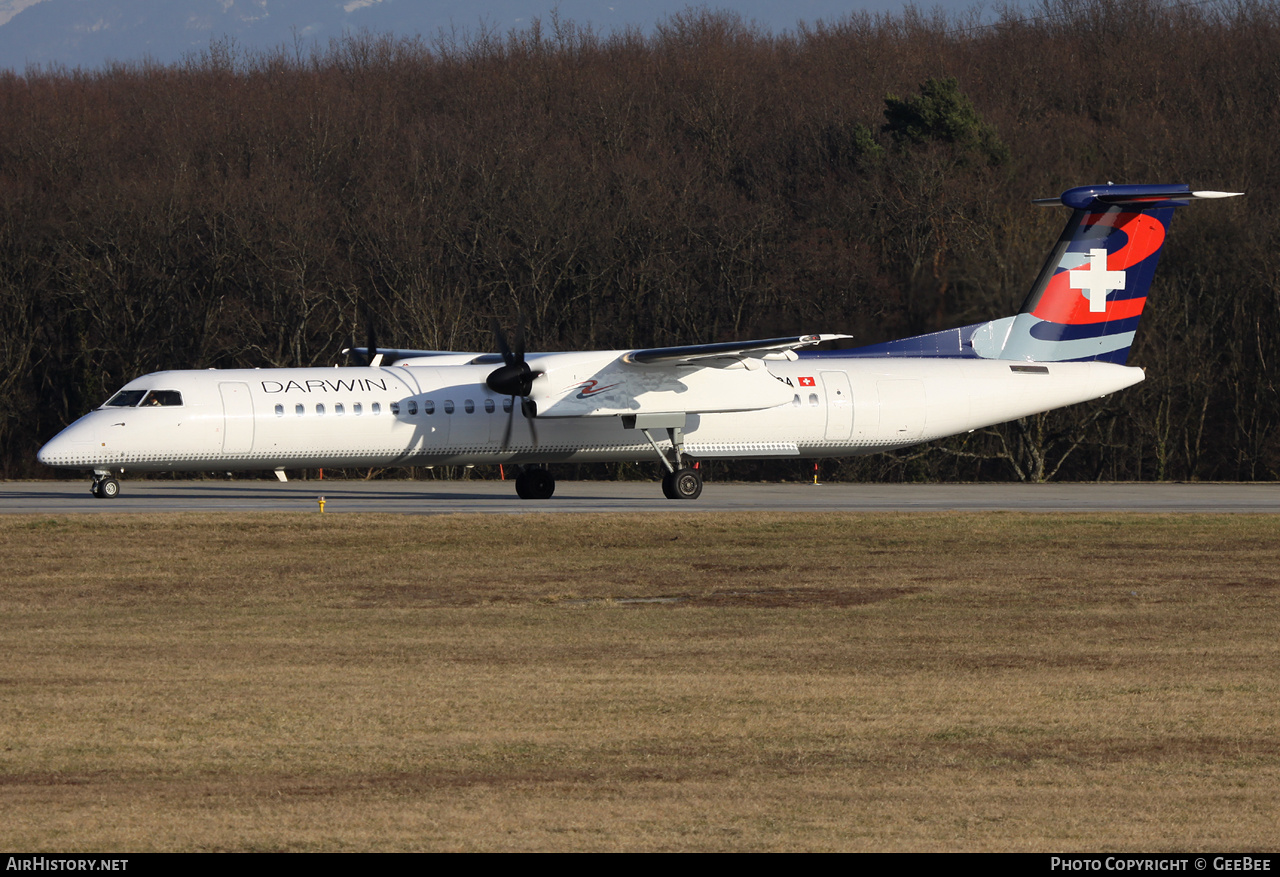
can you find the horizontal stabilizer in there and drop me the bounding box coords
[1033,184,1242,210]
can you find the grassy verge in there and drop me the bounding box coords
[2,513,1278,851]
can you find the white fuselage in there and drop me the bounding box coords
[38,356,1144,474]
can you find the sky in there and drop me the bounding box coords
[0,0,996,72]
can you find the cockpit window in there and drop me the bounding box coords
[141,390,183,407]
[104,390,147,408]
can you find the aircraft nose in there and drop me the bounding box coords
[37,419,97,468]
[37,435,65,467]
[38,431,75,467]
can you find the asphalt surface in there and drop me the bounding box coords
[3,479,1279,514]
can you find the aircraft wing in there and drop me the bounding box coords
[349,334,855,419]
[528,334,851,418]
[348,335,851,370]
[344,347,482,366]
[624,334,852,367]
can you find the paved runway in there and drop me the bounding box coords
[2,479,1279,514]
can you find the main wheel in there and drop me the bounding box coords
[99,478,121,499]
[668,467,702,500]
[661,471,678,499]
[519,468,555,500]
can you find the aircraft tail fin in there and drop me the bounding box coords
[995,184,1240,364]
[810,184,1238,365]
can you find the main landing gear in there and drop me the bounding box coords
[514,467,555,500]
[90,471,121,499]
[661,467,703,500]
[626,414,703,501]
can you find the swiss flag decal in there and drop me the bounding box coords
[798,376,816,387]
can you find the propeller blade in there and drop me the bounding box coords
[362,303,380,367]
[488,318,540,449]
[501,398,515,450]
[492,318,515,367]
[344,334,366,367]
[522,398,538,447]
[486,318,540,397]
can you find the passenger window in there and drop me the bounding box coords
[503,398,513,413]
[390,401,400,415]
[316,404,325,416]
[424,400,435,415]
[372,402,381,415]
[809,393,819,407]
[353,403,362,416]
[792,395,801,407]
[408,400,418,416]
[444,400,455,414]
[484,399,495,413]
[275,404,284,417]
[465,399,475,414]
[335,403,345,416]
[296,403,305,416]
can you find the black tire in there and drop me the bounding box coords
[670,467,702,500]
[100,478,121,499]
[661,472,678,499]
[514,471,531,499]
[90,480,102,498]
[522,468,555,500]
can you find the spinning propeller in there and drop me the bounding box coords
[486,318,541,449]
[346,304,382,367]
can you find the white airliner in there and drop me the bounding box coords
[38,184,1239,500]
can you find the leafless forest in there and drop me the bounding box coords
[2,0,1277,481]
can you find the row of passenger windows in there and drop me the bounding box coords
[274,398,514,418]
[105,387,824,415]
[274,396,822,418]
[116,392,819,418]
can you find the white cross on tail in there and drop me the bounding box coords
[1069,248,1126,313]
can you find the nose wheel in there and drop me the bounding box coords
[91,474,121,499]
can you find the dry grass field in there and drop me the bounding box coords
[1,512,1277,851]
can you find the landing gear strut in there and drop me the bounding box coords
[514,467,555,500]
[625,414,703,501]
[90,471,121,499]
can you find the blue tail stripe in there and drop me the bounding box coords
[1028,315,1143,342]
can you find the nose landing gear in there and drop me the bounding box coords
[90,472,121,499]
